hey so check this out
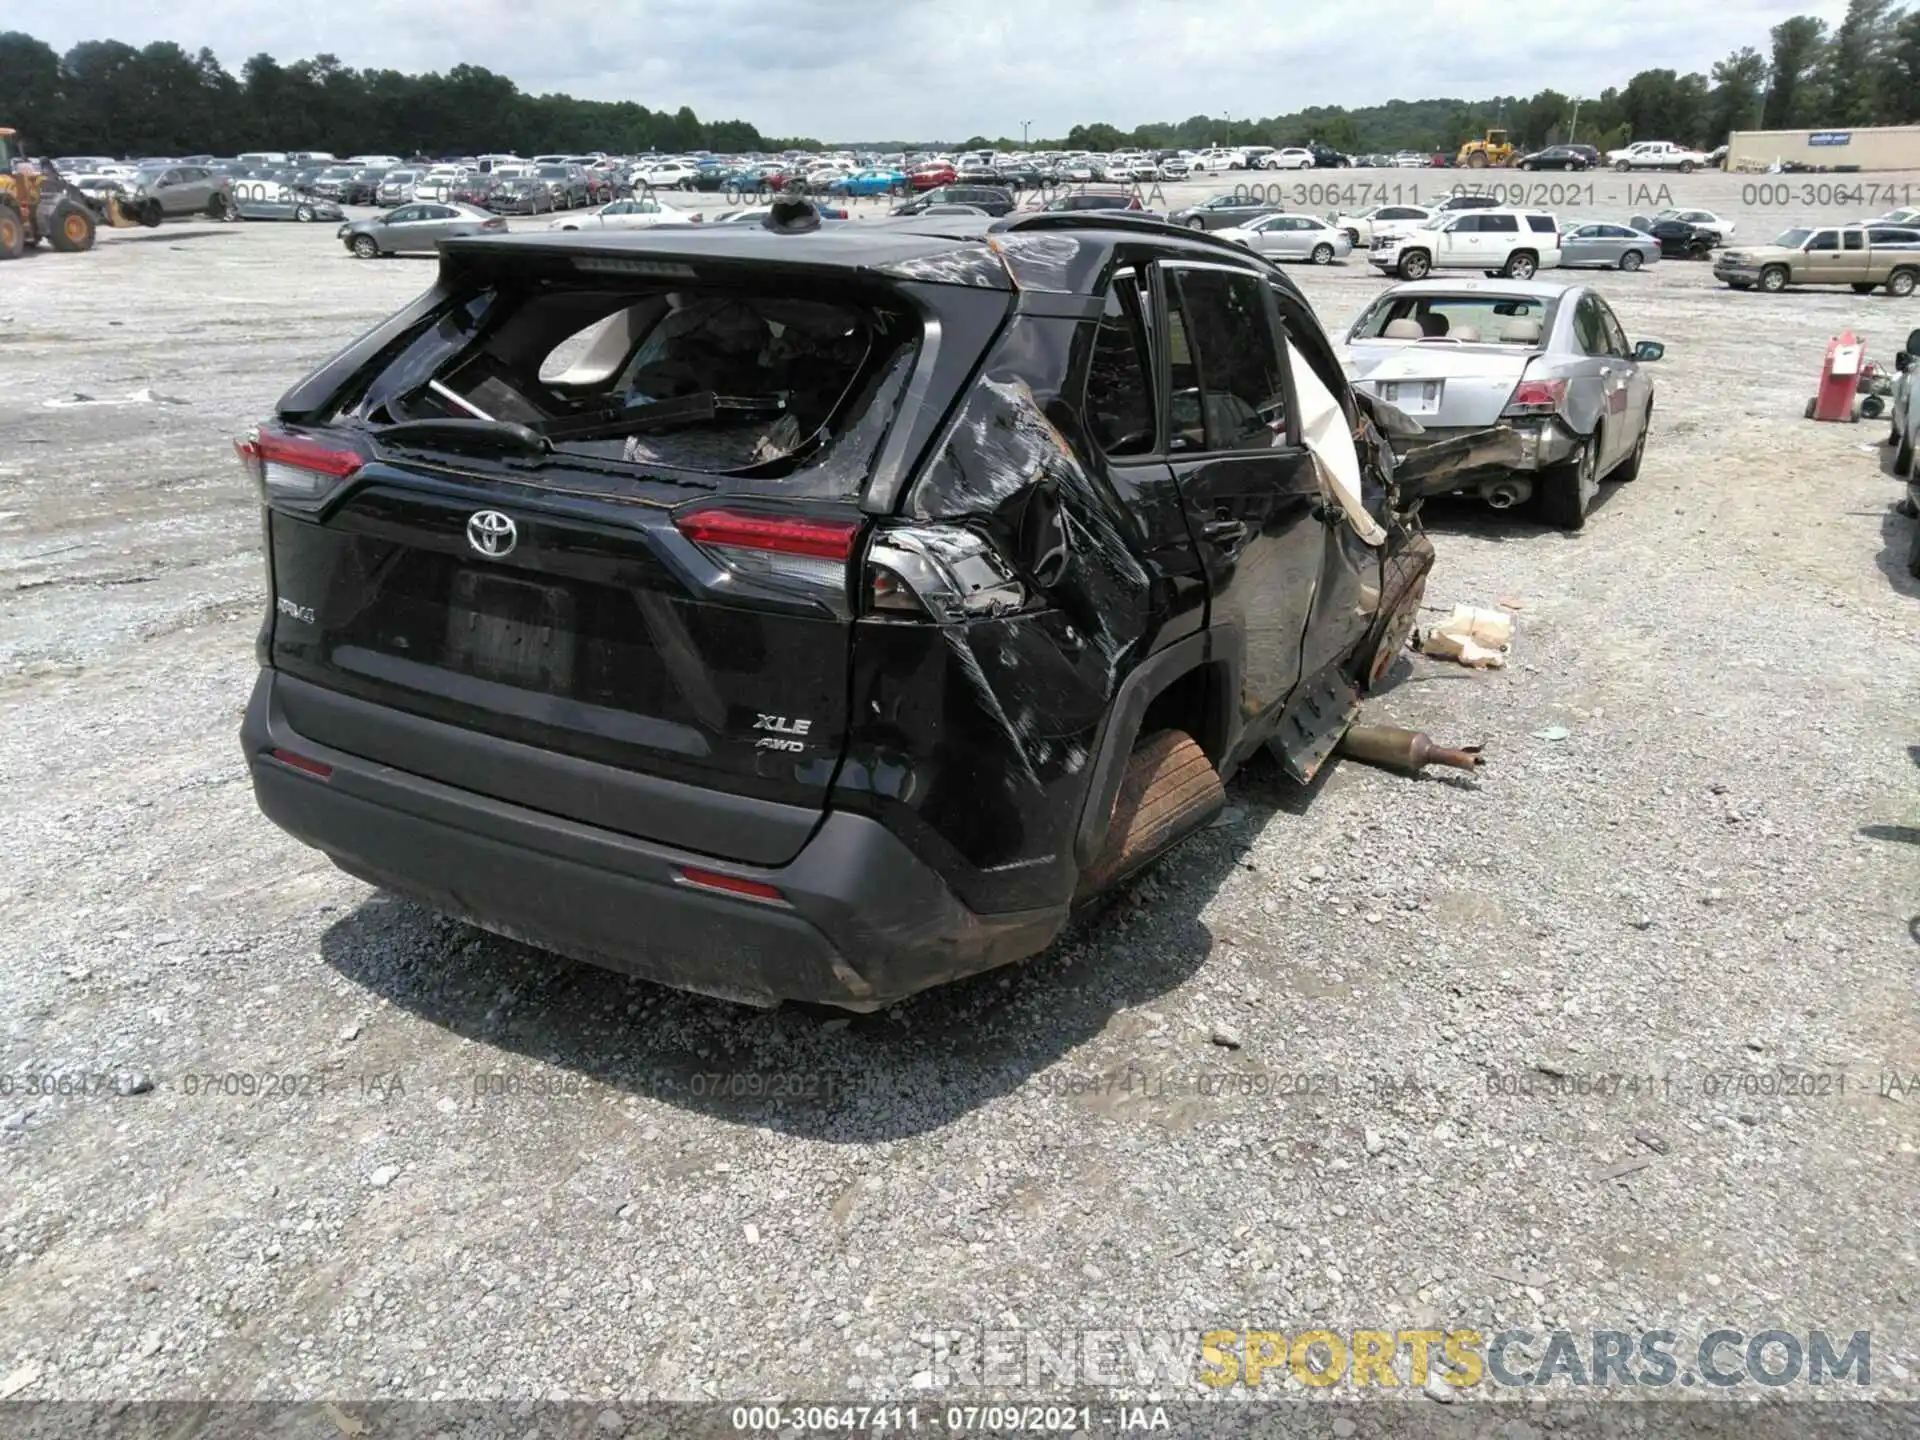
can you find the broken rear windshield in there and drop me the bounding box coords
[343,281,919,488]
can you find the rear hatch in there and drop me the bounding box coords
[251,236,985,865]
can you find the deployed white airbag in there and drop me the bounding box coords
[1287,341,1386,547]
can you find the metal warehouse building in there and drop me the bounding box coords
[1727,125,1920,172]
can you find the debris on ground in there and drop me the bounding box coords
[1419,603,1513,668]
[1531,725,1571,742]
[1338,724,1484,774]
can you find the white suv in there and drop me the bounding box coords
[1368,209,1561,280]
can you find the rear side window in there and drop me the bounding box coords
[1164,267,1288,453]
[1572,295,1609,356]
[1482,214,1518,233]
[1084,273,1156,456]
[1527,214,1557,233]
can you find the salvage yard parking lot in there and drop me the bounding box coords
[1,169,1917,1408]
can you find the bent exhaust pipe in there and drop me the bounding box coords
[1481,477,1533,509]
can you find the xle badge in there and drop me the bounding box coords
[753,714,812,752]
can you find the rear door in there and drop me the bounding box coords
[1594,295,1650,462]
[1153,261,1322,731]
[1571,292,1631,470]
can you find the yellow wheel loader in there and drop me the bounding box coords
[1455,128,1515,169]
[0,126,162,259]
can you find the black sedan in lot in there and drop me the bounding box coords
[1517,145,1593,171]
[1633,215,1718,258]
[1169,194,1281,231]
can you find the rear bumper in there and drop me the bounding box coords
[242,670,1063,1009]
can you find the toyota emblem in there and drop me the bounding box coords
[466,510,517,558]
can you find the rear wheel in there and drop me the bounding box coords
[1466,152,1487,169]
[49,202,96,253]
[206,193,229,220]
[1075,730,1224,902]
[0,203,23,259]
[1531,433,1597,530]
[1896,430,1913,475]
[1503,250,1538,279]
[1888,268,1917,297]
[1310,242,1334,265]
[1619,249,1642,271]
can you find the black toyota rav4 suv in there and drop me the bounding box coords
[240,206,1436,1009]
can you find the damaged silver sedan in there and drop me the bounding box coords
[1340,279,1662,528]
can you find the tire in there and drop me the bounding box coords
[1804,397,1818,420]
[294,204,315,222]
[1075,730,1223,901]
[206,193,229,220]
[0,203,24,260]
[1466,152,1487,169]
[1188,217,1205,229]
[1398,249,1431,280]
[1760,265,1788,292]
[1909,519,1920,580]
[1616,160,1631,172]
[1615,405,1650,482]
[1897,431,1913,475]
[1311,242,1334,265]
[1619,249,1643,271]
[1503,250,1538,279]
[1530,434,1597,530]
[48,203,96,253]
[350,234,378,258]
[1679,160,1695,173]
[1888,268,1917,297]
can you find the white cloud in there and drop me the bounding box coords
[35,0,1855,139]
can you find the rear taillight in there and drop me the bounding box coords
[864,525,1026,621]
[1502,378,1568,417]
[234,426,363,503]
[483,217,506,230]
[675,507,860,591]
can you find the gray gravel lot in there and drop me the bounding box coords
[0,170,1916,1412]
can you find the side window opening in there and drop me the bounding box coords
[1573,296,1608,356]
[1165,267,1289,453]
[1083,269,1157,457]
[1844,230,1864,251]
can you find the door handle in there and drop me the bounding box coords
[1200,518,1248,543]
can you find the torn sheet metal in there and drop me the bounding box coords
[1288,341,1387,547]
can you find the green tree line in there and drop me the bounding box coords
[0,32,807,157]
[3,4,1918,161]
[1055,1,1919,156]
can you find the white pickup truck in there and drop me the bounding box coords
[1607,141,1710,172]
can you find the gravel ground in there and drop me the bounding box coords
[0,171,1916,1414]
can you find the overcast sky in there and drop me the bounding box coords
[37,0,1856,140]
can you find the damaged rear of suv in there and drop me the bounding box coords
[241,208,1436,1009]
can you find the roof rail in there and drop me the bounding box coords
[990,209,1265,262]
